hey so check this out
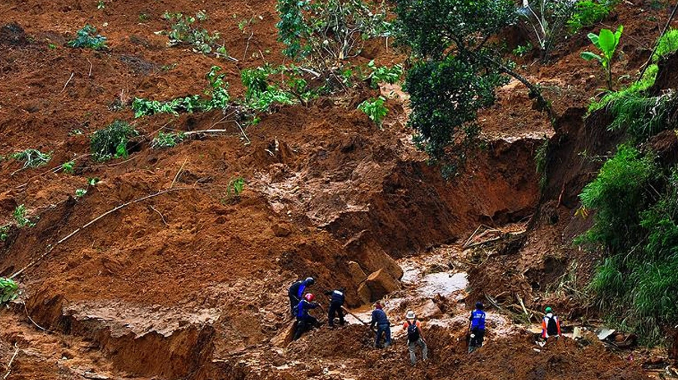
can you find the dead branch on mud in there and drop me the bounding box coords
[2,343,19,380]
[22,302,46,331]
[170,159,188,188]
[149,205,168,226]
[10,187,195,279]
[60,72,74,94]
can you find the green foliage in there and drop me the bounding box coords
[512,43,533,57]
[151,132,186,149]
[0,225,9,241]
[587,167,678,344]
[366,60,403,88]
[12,149,51,169]
[90,120,139,161]
[581,25,623,90]
[133,66,230,117]
[160,11,224,54]
[87,177,100,186]
[578,145,657,253]
[227,177,245,201]
[276,0,391,69]
[0,278,18,304]
[518,0,577,58]
[567,0,617,33]
[68,25,107,50]
[358,97,388,127]
[395,0,520,174]
[13,204,36,228]
[240,64,318,113]
[653,29,678,62]
[75,188,88,198]
[606,90,677,140]
[61,160,75,174]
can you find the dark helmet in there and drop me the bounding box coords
[475,302,484,310]
[305,277,315,285]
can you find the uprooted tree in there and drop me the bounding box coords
[395,0,550,176]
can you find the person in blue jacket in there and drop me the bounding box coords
[324,288,346,327]
[288,277,315,316]
[293,293,321,340]
[468,301,486,353]
[370,302,391,348]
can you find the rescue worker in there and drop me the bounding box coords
[324,288,346,327]
[369,302,391,348]
[293,293,321,340]
[403,311,428,365]
[288,277,315,316]
[468,301,486,353]
[541,306,561,340]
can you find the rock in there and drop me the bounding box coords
[343,230,403,281]
[0,191,17,213]
[357,283,372,304]
[413,300,442,321]
[365,269,400,301]
[270,321,296,347]
[271,224,291,237]
[347,261,367,284]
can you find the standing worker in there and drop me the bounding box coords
[324,288,346,327]
[288,277,315,316]
[468,301,486,353]
[403,311,428,365]
[370,302,391,348]
[541,306,561,340]
[293,293,321,340]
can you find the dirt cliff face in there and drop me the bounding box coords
[0,0,671,378]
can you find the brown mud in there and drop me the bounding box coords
[0,0,675,378]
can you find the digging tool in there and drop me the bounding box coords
[341,306,369,325]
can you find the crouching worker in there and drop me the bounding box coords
[404,311,428,365]
[293,293,321,340]
[324,288,346,327]
[288,277,315,316]
[541,306,561,341]
[468,302,486,353]
[370,302,391,348]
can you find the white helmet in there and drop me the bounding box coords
[406,310,416,320]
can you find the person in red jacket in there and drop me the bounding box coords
[541,306,561,340]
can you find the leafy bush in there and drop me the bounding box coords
[578,145,657,252]
[226,177,245,202]
[240,64,318,113]
[0,278,18,304]
[567,0,617,33]
[151,132,186,149]
[653,29,678,61]
[13,204,36,228]
[0,225,9,241]
[581,25,623,90]
[160,11,224,54]
[366,60,403,88]
[276,0,391,69]
[512,43,533,57]
[90,120,139,161]
[61,160,75,174]
[12,149,51,169]
[358,97,388,127]
[75,189,87,198]
[68,25,107,50]
[133,66,230,117]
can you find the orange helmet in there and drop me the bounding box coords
[305,293,315,302]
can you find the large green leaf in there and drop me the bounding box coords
[598,28,616,57]
[588,32,600,48]
[581,51,603,62]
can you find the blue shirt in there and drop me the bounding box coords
[289,279,311,298]
[295,299,318,319]
[469,310,486,330]
[370,309,389,327]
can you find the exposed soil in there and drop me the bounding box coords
[0,0,676,378]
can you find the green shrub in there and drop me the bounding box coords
[13,204,36,228]
[226,177,245,202]
[581,25,623,90]
[0,278,18,304]
[366,60,403,88]
[68,25,107,50]
[0,225,9,241]
[653,29,678,61]
[276,0,391,69]
[151,132,186,149]
[512,43,533,57]
[75,188,87,198]
[567,0,617,33]
[12,149,51,169]
[90,120,139,161]
[578,145,657,252]
[358,97,388,127]
[61,160,75,174]
[161,11,224,54]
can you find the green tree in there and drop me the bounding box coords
[395,0,548,174]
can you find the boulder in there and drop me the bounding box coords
[347,261,367,284]
[357,283,372,304]
[365,269,401,301]
[413,299,442,321]
[343,230,404,281]
[270,321,296,347]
